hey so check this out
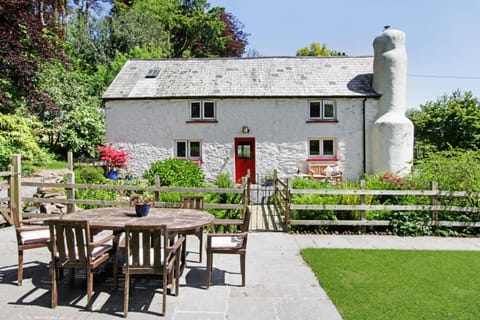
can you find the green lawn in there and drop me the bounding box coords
[301,249,480,320]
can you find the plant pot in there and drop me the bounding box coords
[135,203,151,217]
[105,171,118,180]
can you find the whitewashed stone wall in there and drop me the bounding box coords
[105,97,377,182]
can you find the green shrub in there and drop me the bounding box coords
[0,114,52,171]
[74,166,106,184]
[144,159,204,187]
[410,149,480,191]
[74,166,119,209]
[207,172,242,232]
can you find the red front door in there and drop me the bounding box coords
[234,137,256,184]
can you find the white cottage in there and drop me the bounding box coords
[103,28,413,183]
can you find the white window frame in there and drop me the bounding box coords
[190,100,216,120]
[308,137,336,158]
[175,139,202,160]
[309,99,336,120]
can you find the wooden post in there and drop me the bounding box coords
[154,175,161,205]
[12,154,21,226]
[431,181,439,230]
[6,164,15,226]
[285,178,292,226]
[241,176,247,218]
[66,151,75,213]
[360,179,366,234]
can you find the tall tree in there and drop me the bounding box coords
[129,0,247,58]
[216,11,248,57]
[0,0,64,114]
[33,0,68,40]
[408,90,480,151]
[37,62,105,157]
[104,6,170,60]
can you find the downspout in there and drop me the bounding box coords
[362,97,367,176]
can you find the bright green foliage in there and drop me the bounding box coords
[408,90,480,151]
[302,249,480,320]
[291,166,480,236]
[296,41,344,57]
[73,166,119,209]
[0,114,52,170]
[107,9,170,58]
[144,159,204,187]
[37,62,105,158]
[410,148,480,191]
[206,172,242,231]
[130,0,245,58]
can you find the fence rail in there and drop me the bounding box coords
[2,153,480,231]
[1,153,248,225]
[284,180,480,229]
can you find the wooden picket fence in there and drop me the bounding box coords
[274,179,480,229]
[0,154,249,225]
[1,153,479,230]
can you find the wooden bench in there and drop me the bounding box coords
[307,163,343,183]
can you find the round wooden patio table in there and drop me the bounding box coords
[58,207,214,233]
[55,207,214,273]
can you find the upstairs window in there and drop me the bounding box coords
[308,137,336,158]
[175,140,202,160]
[190,101,216,120]
[309,100,336,120]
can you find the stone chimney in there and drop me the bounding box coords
[369,28,414,176]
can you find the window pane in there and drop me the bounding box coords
[238,142,252,158]
[191,102,201,118]
[203,102,215,118]
[309,140,320,156]
[323,100,335,118]
[310,102,321,118]
[176,141,186,157]
[323,140,334,156]
[189,141,201,158]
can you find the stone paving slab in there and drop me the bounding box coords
[1,226,479,319]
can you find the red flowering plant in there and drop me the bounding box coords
[96,144,128,174]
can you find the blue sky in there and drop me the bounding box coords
[209,0,480,109]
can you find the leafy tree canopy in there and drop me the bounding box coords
[408,90,480,152]
[0,0,65,114]
[120,0,248,58]
[0,0,248,163]
[296,42,345,57]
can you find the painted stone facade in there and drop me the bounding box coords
[103,28,413,183]
[105,98,378,182]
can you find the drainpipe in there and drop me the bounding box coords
[362,97,367,176]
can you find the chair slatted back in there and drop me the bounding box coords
[50,220,91,265]
[125,224,168,274]
[180,196,204,210]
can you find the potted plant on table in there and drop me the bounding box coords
[96,144,128,180]
[130,194,153,217]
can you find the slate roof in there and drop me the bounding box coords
[102,56,377,100]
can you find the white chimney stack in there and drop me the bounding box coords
[369,28,414,176]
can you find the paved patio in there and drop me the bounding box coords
[1,226,479,319]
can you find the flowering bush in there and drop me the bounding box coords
[96,144,128,173]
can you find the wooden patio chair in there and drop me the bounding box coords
[123,224,185,317]
[205,206,251,288]
[15,218,50,286]
[179,195,205,262]
[48,219,117,310]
